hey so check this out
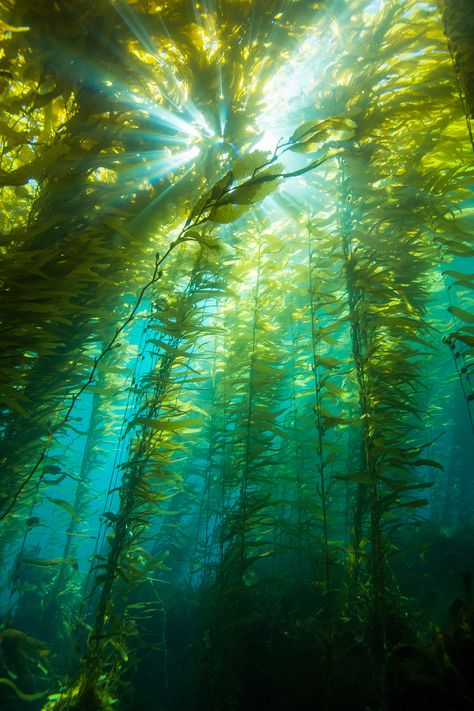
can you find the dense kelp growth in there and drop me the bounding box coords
[0,0,473,709]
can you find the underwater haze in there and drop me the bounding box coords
[0,0,473,709]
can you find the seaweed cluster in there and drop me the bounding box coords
[0,0,473,709]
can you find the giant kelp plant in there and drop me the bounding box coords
[0,0,473,709]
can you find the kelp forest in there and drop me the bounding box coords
[0,0,473,709]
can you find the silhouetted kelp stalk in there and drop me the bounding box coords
[336,160,388,663]
[186,339,224,584]
[286,306,308,577]
[238,238,263,578]
[306,220,334,652]
[332,145,457,704]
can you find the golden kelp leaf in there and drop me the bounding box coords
[436,235,474,256]
[208,203,249,223]
[451,280,474,290]
[448,305,474,323]
[214,164,282,211]
[187,195,211,225]
[210,171,234,201]
[45,497,81,522]
[221,182,262,205]
[315,356,342,369]
[187,232,220,250]
[289,117,357,152]
[231,150,270,179]
[0,21,30,33]
[187,171,234,225]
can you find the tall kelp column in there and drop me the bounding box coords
[0,1,473,710]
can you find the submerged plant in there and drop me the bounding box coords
[0,2,472,710]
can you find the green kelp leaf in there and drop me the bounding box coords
[252,361,285,377]
[107,638,129,662]
[26,516,40,528]
[450,333,474,347]
[0,678,44,702]
[324,451,338,467]
[451,280,474,290]
[42,470,69,485]
[400,498,430,508]
[0,394,29,417]
[231,150,270,179]
[289,117,357,152]
[448,305,474,324]
[22,558,79,572]
[321,414,350,431]
[134,416,202,431]
[381,479,434,492]
[336,472,372,485]
[436,235,474,256]
[323,381,347,397]
[412,459,445,471]
[315,356,343,369]
[0,120,31,148]
[321,300,347,316]
[45,497,81,522]
[147,339,190,357]
[443,270,474,282]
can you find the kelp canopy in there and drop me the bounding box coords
[0,0,473,709]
